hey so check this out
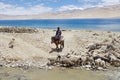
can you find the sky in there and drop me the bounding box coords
[0,0,120,15]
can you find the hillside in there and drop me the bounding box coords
[0,4,120,20]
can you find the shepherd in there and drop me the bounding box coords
[55,27,62,41]
[51,27,64,49]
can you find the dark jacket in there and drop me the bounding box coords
[55,30,62,39]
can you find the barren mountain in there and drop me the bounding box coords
[0,4,120,20]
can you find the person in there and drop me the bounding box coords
[55,27,62,41]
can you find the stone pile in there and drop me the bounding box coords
[47,37,120,70]
[0,27,38,33]
[0,56,48,70]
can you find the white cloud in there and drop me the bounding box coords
[58,5,84,11]
[0,0,120,15]
[48,0,60,2]
[0,2,14,9]
[0,2,52,15]
[82,4,96,9]
[77,0,99,3]
[101,0,120,5]
[77,0,120,4]
[77,0,120,9]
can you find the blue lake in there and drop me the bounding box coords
[0,19,120,31]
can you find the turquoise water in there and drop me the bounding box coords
[0,19,120,31]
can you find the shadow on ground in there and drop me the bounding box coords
[49,48,63,53]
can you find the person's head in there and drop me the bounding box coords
[57,27,60,30]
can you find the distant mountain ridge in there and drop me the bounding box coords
[0,4,120,20]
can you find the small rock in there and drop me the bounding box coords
[86,68,90,71]
[48,66,52,70]
[93,33,99,36]
[98,67,103,70]
[85,65,91,68]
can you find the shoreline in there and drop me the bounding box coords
[0,26,120,33]
[0,17,120,20]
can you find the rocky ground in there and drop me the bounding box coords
[0,27,120,80]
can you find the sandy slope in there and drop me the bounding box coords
[0,30,50,60]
